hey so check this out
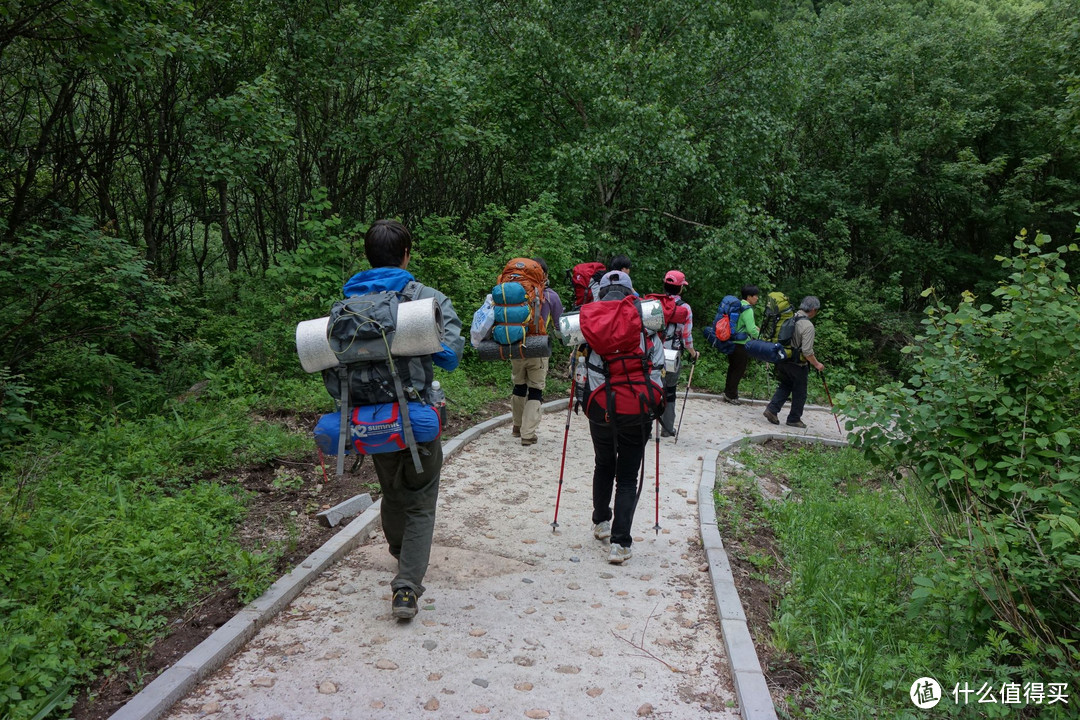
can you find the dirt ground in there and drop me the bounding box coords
[72,399,512,720]
[715,439,817,715]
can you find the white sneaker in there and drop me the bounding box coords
[593,521,611,540]
[608,545,632,564]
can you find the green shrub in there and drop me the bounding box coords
[0,393,313,718]
[841,230,1080,680]
[0,215,177,423]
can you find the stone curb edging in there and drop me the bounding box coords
[108,400,567,720]
[700,431,850,720]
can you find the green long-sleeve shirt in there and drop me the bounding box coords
[735,300,760,345]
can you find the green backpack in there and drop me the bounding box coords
[760,292,794,343]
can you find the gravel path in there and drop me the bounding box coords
[162,396,841,720]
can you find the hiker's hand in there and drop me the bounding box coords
[689,348,700,360]
[813,360,824,372]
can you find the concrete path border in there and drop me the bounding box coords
[111,393,846,720]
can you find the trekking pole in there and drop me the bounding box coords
[674,359,696,445]
[818,368,843,435]
[552,349,579,532]
[653,417,661,534]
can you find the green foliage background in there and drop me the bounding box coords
[1,0,1078,716]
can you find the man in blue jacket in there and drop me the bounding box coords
[341,219,464,619]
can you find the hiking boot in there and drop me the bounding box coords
[721,394,742,405]
[660,429,675,438]
[521,437,537,446]
[512,425,521,437]
[786,420,807,429]
[391,588,418,619]
[763,410,780,425]
[593,521,611,540]
[608,544,633,564]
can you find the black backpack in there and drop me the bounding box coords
[777,314,805,362]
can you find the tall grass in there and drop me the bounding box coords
[0,390,311,720]
[730,444,1072,719]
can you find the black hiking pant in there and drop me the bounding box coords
[766,362,809,424]
[724,343,750,400]
[589,414,651,549]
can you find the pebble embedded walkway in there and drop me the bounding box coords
[159,397,840,720]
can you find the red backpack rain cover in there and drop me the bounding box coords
[579,296,665,417]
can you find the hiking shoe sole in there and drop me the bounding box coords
[786,420,807,428]
[521,437,537,446]
[763,410,780,425]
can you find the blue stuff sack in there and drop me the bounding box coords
[492,282,527,305]
[744,339,788,363]
[314,402,442,455]
[491,281,531,345]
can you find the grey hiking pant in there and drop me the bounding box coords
[371,439,443,597]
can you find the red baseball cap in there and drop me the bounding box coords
[664,270,688,287]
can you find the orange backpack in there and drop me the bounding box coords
[492,258,548,343]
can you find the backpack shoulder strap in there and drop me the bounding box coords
[401,280,422,301]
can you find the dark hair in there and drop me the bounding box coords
[664,282,682,295]
[365,219,412,268]
[609,254,631,272]
[532,257,549,275]
[741,284,760,299]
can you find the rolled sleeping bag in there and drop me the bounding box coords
[475,334,552,361]
[295,297,443,373]
[557,300,665,347]
[744,339,788,363]
[557,311,582,346]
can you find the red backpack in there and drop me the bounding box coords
[568,261,607,309]
[643,293,691,351]
[579,295,665,418]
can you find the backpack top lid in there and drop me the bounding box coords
[569,261,606,308]
[579,294,645,357]
[718,295,743,315]
[765,291,791,316]
[762,291,794,342]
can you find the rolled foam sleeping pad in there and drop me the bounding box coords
[475,334,552,361]
[744,339,788,363]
